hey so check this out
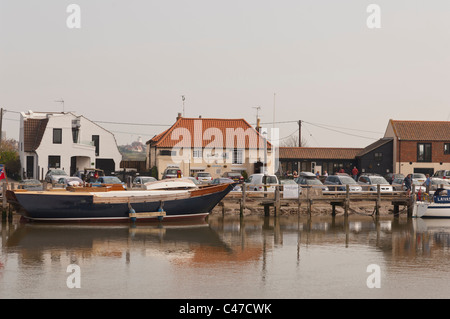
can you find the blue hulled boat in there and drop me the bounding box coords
[6,180,234,222]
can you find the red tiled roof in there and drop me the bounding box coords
[147,117,271,149]
[279,147,363,160]
[390,120,450,141]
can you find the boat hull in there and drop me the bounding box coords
[7,183,234,222]
[413,202,450,218]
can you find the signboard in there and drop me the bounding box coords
[283,184,299,199]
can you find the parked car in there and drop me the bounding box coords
[45,169,68,184]
[194,172,212,184]
[357,174,393,192]
[162,166,183,179]
[324,175,362,192]
[392,175,425,193]
[433,170,450,180]
[391,177,405,191]
[18,179,43,191]
[211,177,240,191]
[132,176,157,188]
[74,168,104,183]
[246,174,279,192]
[294,172,328,191]
[429,177,450,191]
[222,171,244,183]
[56,176,83,188]
[94,176,126,189]
[412,173,427,186]
[385,173,405,185]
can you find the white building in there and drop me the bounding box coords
[19,111,122,179]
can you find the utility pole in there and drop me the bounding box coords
[0,108,3,144]
[298,120,302,147]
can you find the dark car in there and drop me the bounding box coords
[294,172,328,191]
[324,175,362,192]
[222,171,244,183]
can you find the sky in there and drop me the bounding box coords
[1,0,450,147]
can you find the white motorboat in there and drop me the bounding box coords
[413,188,450,218]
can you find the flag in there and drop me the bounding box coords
[0,164,6,180]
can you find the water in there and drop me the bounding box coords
[1,214,450,299]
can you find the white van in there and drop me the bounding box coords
[246,173,279,192]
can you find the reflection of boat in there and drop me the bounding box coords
[413,188,450,218]
[6,182,234,222]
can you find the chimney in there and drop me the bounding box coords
[199,115,202,119]
[256,117,261,133]
[176,113,182,121]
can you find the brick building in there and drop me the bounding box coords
[384,120,450,175]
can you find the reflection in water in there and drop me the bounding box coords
[1,215,450,298]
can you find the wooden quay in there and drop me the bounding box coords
[222,183,414,217]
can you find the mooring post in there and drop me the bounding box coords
[274,185,281,216]
[2,183,7,221]
[375,184,381,216]
[344,184,350,216]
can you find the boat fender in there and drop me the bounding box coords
[157,201,165,221]
[128,202,137,222]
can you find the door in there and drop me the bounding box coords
[26,156,34,178]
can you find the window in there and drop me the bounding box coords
[53,129,62,144]
[48,156,61,168]
[160,150,175,156]
[92,135,99,156]
[232,149,243,164]
[417,143,432,162]
[374,152,382,161]
[445,143,450,155]
[193,149,203,158]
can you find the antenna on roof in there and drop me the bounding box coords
[181,95,185,117]
[55,98,65,112]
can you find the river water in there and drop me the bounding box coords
[1,214,450,299]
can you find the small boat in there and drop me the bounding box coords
[413,188,450,218]
[6,181,235,222]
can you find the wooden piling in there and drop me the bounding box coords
[274,185,281,216]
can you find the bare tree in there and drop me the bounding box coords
[280,135,309,147]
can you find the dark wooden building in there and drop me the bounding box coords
[356,138,394,176]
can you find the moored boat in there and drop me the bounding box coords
[6,181,234,222]
[413,188,450,218]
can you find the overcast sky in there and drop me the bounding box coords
[1,0,450,147]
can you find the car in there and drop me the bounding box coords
[324,175,363,192]
[18,179,43,191]
[222,171,244,183]
[56,176,83,188]
[94,176,126,189]
[433,170,450,180]
[132,176,157,188]
[428,177,450,191]
[74,168,104,183]
[162,166,183,179]
[412,173,427,186]
[391,175,426,193]
[385,173,405,184]
[45,169,69,184]
[391,177,405,191]
[211,177,240,191]
[246,173,279,192]
[357,175,393,192]
[294,172,329,191]
[194,172,212,184]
